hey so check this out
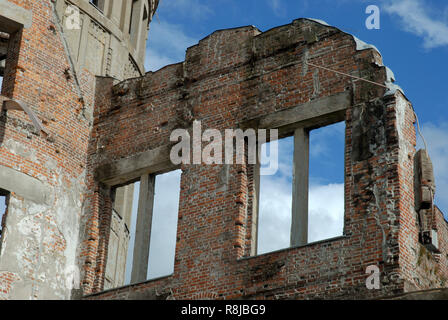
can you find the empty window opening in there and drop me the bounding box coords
[146,169,181,280]
[0,31,9,94]
[0,189,9,247]
[143,6,148,22]
[255,121,345,256]
[0,196,6,234]
[123,169,181,285]
[308,122,345,243]
[103,183,135,290]
[257,136,293,255]
[89,0,105,12]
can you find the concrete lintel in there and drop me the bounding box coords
[63,0,145,74]
[0,0,33,32]
[290,127,309,247]
[131,173,155,284]
[0,165,51,205]
[240,91,350,134]
[95,144,176,186]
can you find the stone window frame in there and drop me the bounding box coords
[128,0,148,55]
[129,0,139,35]
[96,145,181,287]
[244,91,350,256]
[103,182,135,290]
[89,0,106,13]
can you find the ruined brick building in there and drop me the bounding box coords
[0,0,447,300]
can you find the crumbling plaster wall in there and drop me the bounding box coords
[0,0,93,300]
[0,0,159,299]
[0,0,445,300]
[82,19,448,300]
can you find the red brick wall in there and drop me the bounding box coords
[0,0,95,299]
[0,0,443,299]
[81,19,448,300]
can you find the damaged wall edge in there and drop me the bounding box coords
[0,165,53,205]
[1,96,49,134]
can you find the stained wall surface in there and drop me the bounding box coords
[0,0,156,300]
[0,0,446,301]
[84,19,448,299]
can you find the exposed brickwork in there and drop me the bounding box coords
[1,0,446,300]
[82,19,448,299]
[0,0,97,299]
[1,0,91,181]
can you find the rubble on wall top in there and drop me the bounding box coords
[304,18,405,97]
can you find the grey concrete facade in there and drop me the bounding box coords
[54,0,158,80]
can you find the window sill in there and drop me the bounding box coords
[238,235,349,261]
[84,273,174,298]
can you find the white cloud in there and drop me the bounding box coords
[257,175,292,254]
[145,48,178,72]
[261,136,293,178]
[149,21,198,56]
[266,0,286,17]
[418,121,448,217]
[145,20,199,71]
[257,174,344,254]
[382,0,448,49]
[308,183,344,242]
[257,131,344,254]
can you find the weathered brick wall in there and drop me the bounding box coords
[82,19,448,300]
[0,0,95,299]
[403,206,448,291]
[394,94,448,291]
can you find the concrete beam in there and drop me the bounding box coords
[131,174,155,284]
[0,0,33,32]
[240,91,350,136]
[290,128,309,247]
[0,165,52,205]
[95,144,176,186]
